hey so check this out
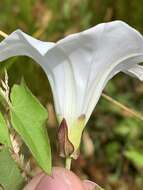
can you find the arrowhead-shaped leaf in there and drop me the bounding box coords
[10,84,51,174]
[0,148,24,190]
[0,112,11,147]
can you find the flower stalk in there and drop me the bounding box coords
[65,157,72,170]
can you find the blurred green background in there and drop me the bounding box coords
[1,0,143,189]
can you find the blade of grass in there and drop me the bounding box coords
[102,93,143,121]
[0,31,8,38]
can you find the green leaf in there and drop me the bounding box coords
[125,150,143,168]
[0,112,11,147]
[10,83,51,174]
[0,148,24,190]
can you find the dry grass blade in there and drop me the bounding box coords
[102,93,143,121]
[0,30,8,38]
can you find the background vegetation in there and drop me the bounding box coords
[0,0,143,189]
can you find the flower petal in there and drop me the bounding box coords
[0,29,55,63]
[53,21,143,124]
[0,29,77,122]
[0,29,59,114]
[44,47,77,119]
[124,64,143,81]
[1,22,143,155]
[62,21,143,123]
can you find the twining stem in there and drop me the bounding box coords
[65,157,72,170]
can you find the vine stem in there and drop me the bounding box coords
[65,157,72,170]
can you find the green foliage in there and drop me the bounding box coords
[0,148,24,190]
[105,142,120,164]
[114,118,141,139]
[125,150,143,169]
[10,83,51,174]
[0,112,11,147]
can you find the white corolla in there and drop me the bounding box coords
[0,21,143,158]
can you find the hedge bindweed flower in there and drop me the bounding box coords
[0,21,143,158]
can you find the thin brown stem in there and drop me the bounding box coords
[102,93,143,121]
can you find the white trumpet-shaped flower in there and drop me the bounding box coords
[0,21,143,158]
